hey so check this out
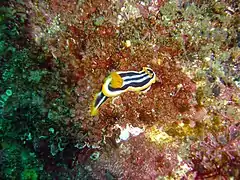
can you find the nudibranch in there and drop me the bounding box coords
[91,67,156,116]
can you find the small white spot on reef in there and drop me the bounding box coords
[115,124,145,143]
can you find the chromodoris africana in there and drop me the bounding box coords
[91,67,156,116]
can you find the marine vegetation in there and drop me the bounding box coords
[0,0,239,179]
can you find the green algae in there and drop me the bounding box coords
[90,151,100,161]
[5,89,13,96]
[94,16,105,26]
[21,169,38,180]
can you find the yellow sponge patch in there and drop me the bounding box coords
[110,72,123,88]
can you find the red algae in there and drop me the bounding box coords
[89,134,179,179]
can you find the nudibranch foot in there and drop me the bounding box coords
[91,91,108,116]
[139,85,151,94]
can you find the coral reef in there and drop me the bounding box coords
[1,0,239,179]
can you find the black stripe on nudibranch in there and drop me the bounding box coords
[123,73,149,82]
[140,85,151,93]
[118,71,145,77]
[91,91,109,116]
[108,77,152,92]
[146,68,154,74]
[94,91,108,109]
[124,78,152,88]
